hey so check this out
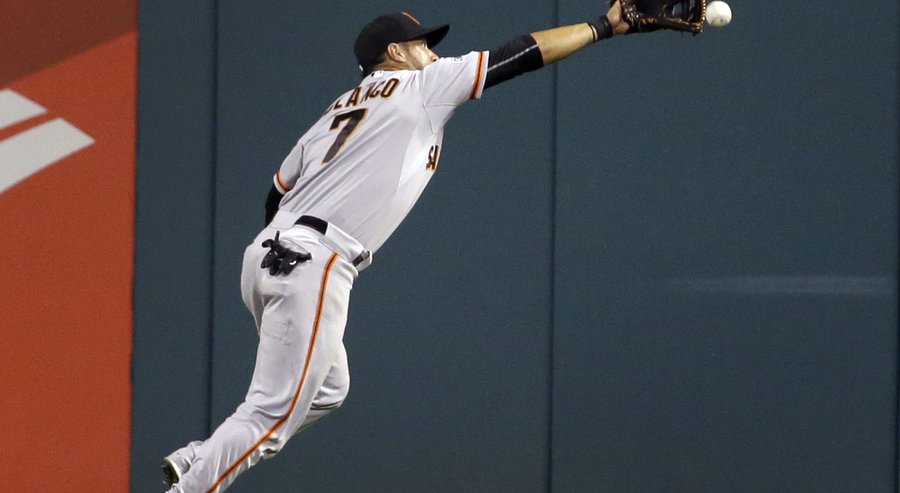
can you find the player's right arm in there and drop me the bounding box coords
[264,139,305,224]
[265,184,283,225]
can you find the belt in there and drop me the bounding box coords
[295,215,329,235]
[295,215,370,267]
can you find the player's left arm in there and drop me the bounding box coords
[483,1,628,89]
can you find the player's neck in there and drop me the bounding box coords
[373,60,414,73]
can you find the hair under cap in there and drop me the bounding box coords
[353,12,449,74]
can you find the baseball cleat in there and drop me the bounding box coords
[161,455,187,488]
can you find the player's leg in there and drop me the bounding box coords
[160,236,273,489]
[163,344,348,484]
[294,343,350,435]
[162,440,203,487]
[168,234,356,493]
[160,239,271,489]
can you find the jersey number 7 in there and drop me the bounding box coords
[322,109,368,164]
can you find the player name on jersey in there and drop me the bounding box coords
[324,77,400,114]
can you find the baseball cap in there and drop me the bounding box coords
[354,12,450,75]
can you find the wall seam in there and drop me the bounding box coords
[894,59,899,493]
[547,1,561,492]
[895,25,899,492]
[206,0,220,436]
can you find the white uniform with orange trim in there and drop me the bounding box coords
[166,50,488,493]
[275,50,488,253]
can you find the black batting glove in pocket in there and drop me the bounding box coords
[260,231,312,275]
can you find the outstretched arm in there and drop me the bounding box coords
[532,1,627,64]
[484,1,628,89]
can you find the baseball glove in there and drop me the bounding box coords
[615,0,706,34]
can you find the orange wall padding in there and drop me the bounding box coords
[0,1,136,490]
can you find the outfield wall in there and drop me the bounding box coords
[132,2,899,492]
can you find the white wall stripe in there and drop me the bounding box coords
[0,89,47,130]
[0,118,94,195]
[666,275,895,296]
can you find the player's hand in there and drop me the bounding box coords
[606,1,630,35]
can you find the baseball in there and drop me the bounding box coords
[706,1,732,27]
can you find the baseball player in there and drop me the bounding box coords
[162,4,630,492]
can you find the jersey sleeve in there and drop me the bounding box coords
[273,140,304,194]
[419,50,489,108]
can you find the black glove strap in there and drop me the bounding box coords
[260,231,312,275]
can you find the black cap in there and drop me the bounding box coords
[354,12,450,75]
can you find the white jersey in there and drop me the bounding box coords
[273,50,489,253]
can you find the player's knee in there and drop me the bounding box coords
[320,384,350,411]
[312,377,350,413]
[332,377,350,408]
[259,433,289,460]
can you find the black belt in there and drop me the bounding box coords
[294,215,369,267]
[295,215,329,235]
